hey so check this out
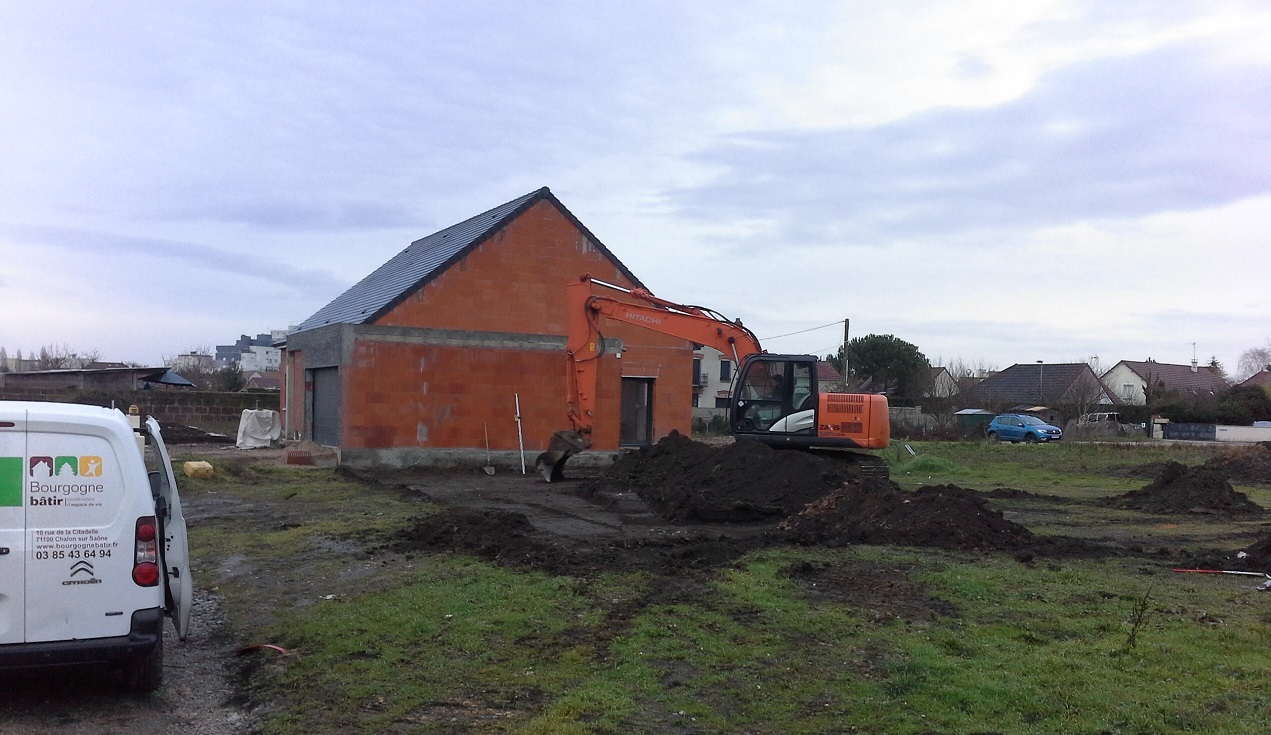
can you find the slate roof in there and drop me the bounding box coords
[970,363,1107,404]
[294,187,642,334]
[1114,361,1229,394]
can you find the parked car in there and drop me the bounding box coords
[987,414,1063,443]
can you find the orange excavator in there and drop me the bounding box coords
[536,275,890,481]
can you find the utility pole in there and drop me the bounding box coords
[842,318,850,380]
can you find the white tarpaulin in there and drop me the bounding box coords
[236,409,282,449]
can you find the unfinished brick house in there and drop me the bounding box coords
[281,187,693,467]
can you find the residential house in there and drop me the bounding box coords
[926,366,959,398]
[817,360,845,392]
[1239,369,1271,391]
[966,362,1115,423]
[1101,359,1229,405]
[282,187,694,466]
[692,346,735,410]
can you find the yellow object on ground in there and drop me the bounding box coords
[183,461,215,478]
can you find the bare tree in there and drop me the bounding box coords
[0,346,7,373]
[1236,341,1271,382]
[1062,363,1112,424]
[34,344,101,370]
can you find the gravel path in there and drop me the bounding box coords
[0,589,249,735]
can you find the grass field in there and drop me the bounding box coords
[179,441,1271,735]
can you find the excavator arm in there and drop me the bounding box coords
[536,275,762,481]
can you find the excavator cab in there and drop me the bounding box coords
[731,354,889,450]
[731,355,818,436]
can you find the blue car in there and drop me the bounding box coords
[986,414,1063,443]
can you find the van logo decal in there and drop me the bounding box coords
[25,456,106,507]
[63,560,101,586]
[0,456,21,507]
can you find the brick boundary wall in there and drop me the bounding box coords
[0,387,280,435]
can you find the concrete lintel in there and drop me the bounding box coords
[351,324,622,353]
[340,447,622,472]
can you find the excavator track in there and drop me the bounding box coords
[800,447,891,482]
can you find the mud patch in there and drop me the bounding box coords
[382,508,766,577]
[1101,462,1266,517]
[783,559,959,622]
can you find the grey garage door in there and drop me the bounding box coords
[309,367,341,446]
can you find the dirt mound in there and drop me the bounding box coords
[1102,462,1266,517]
[584,432,854,522]
[1204,442,1271,485]
[384,508,579,569]
[1238,535,1271,572]
[779,482,1035,552]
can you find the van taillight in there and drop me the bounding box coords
[133,516,160,586]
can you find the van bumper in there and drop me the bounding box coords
[0,608,163,669]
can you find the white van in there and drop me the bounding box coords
[0,401,191,691]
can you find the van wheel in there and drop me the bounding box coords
[125,637,164,693]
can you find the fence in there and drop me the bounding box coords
[0,387,279,435]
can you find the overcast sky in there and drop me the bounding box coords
[2,1,1268,377]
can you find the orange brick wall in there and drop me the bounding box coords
[330,200,691,451]
[340,338,624,451]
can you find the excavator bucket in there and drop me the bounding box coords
[535,430,588,483]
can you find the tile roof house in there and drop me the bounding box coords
[282,187,694,467]
[1239,369,1271,390]
[966,362,1115,420]
[1101,360,1230,405]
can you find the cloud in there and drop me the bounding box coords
[673,44,1271,247]
[0,224,345,295]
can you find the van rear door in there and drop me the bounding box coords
[0,410,25,644]
[145,418,192,640]
[23,409,147,643]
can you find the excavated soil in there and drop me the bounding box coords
[584,431,857,522]
[1204,442,1271,485]
[379,433,1094,579]
[779,481,1036,553]
[1238,534,1271,570]
[1101,461,1267,517]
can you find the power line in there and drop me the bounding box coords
[761,320,843,341]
